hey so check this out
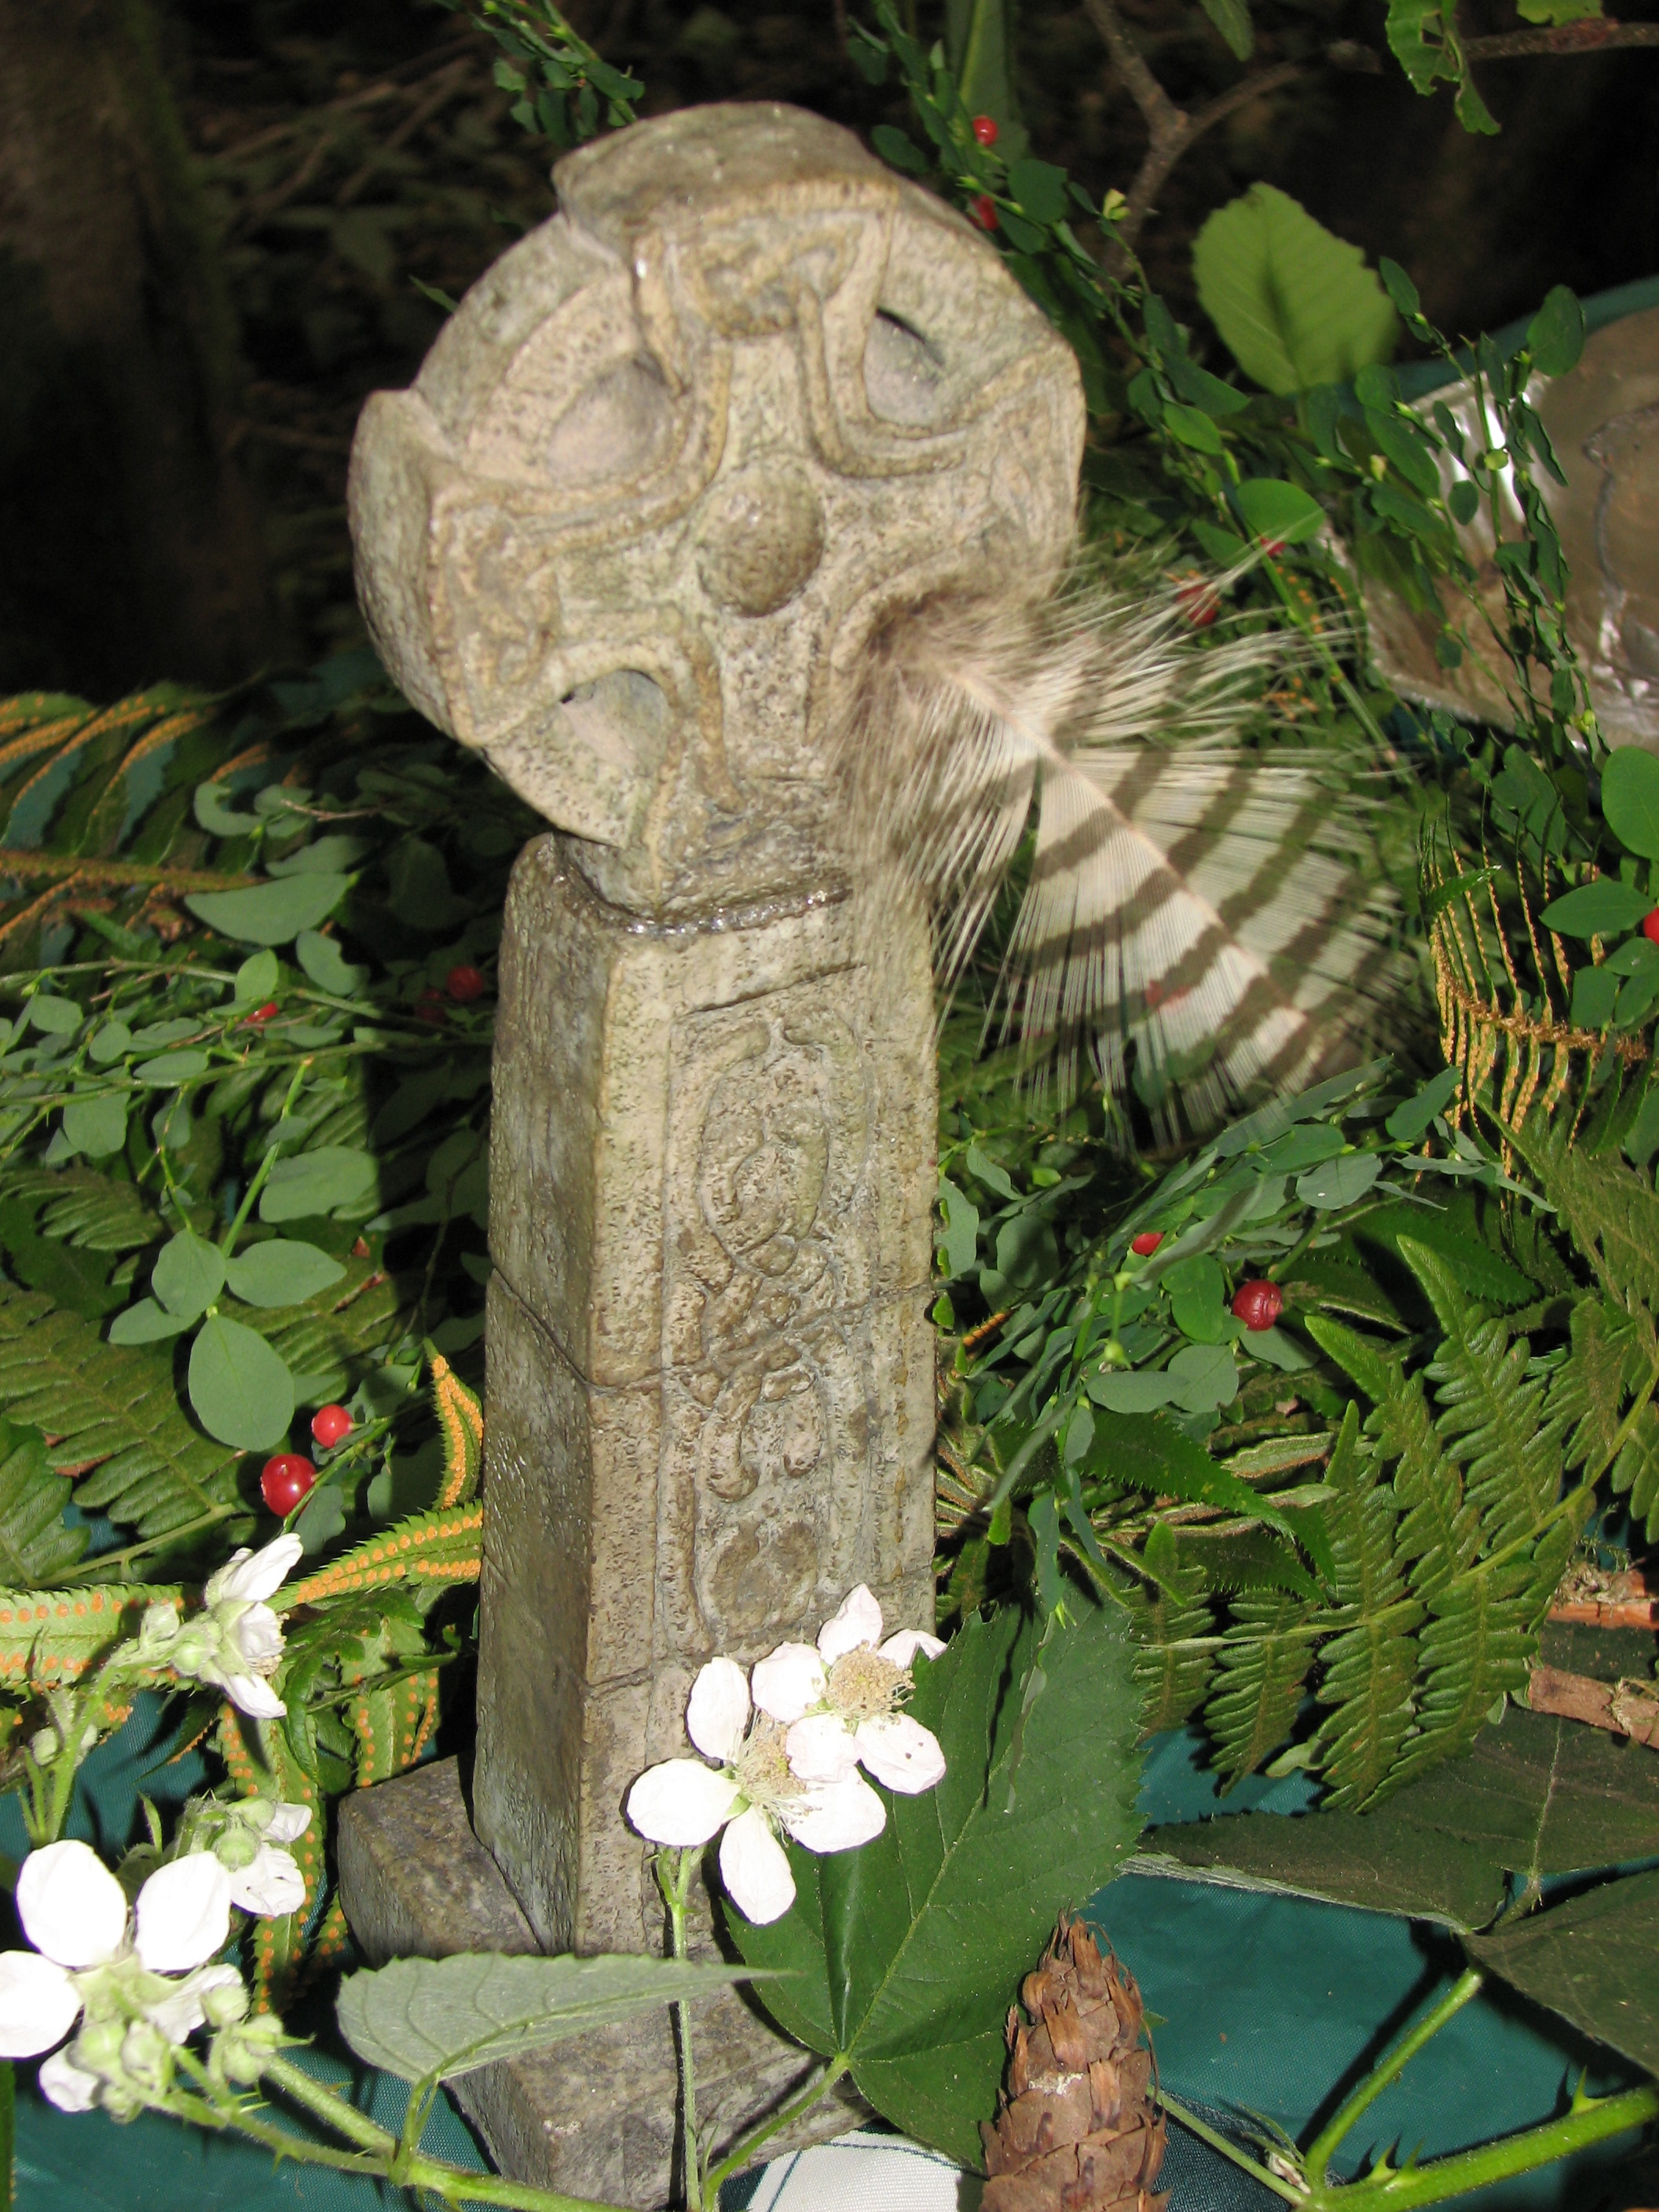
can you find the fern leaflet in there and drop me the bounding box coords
[1204,1593,1315,1785]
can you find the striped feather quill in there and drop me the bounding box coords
[841,568,1398,1143]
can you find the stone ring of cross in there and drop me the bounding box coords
[349,100,1084,920]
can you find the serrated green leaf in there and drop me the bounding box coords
[0,1425,86,1584]
[1467,1866,1659,2076]
[336,1953,756,2084]
[1194,185,1397,395]
[189,1315,295,1451]
[729,1602,1142,2165]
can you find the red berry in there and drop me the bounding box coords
[1262,539,1287,558]
[1130,1231,1163,1256]
[1176,578,1219,628]
[244,1002,279,1025]
[1643,910,1659,944]
[445,963,486,1003]
[415,987,448,1025]
[1232,1280,1284,1331]
[311,1404,353,1449]
[972,114,999,146]
[261,1454,316,1514]
[969,193,998,231]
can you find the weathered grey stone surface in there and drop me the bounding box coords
[345,97,1082,2207]
[339,1759,870,2200]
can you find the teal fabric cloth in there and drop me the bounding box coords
[10,1716,1657,2210]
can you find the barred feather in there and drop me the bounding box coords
[841,567,1398,1141]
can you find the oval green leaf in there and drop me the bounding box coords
[184,874,347,947]
[295,930,369,996]
[259,1145,378,1223]
[1539,880,1653,939]
[152,1231,228,1321]
[1527,284,1585,379]
[225,1240,346,1309]
[233,950,281,1005]
[1602,747,1659,862]
[188,1315,295,1451]
[108,1298,192,1346]
[60,1093,128,1159]
[134,1050,211,1086]
[27,995,82,1036]
[1295,1152,1381,1210]
[1232,477,1325,546]
[88,1021,133,1064]
[1384,1066,1462,1142]
[1163,401,1225,454]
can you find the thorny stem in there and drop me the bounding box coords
[1303,1969,1484,2182]
[658,1846,704,2212]
[1157,2093,1305,2204]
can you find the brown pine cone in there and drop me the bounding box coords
[981,1916,1167,2212]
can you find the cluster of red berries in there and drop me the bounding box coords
[415,964,489,1025]
[1126,1230,1284,1331]
[259,1402,355,1514]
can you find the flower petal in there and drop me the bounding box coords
[227,1602,284,1672]
[39,2043,101,2111]
[226,1845,307,1919]
[816,1585,882,1664]
[750,1643,826,1724]
[264,1803,313,1845]
[0,1952,81,2058]
[147,1963,246,2045]
[222,1672,287,1719]
[719,1806,797,1925]
[785,1712,859,1785]
[878,1629,947,1668]
[207,1533,303,1606]
[135,1854,233,1974]
[856,1714,947,1794]
[625,1760,740,1847]
[782,1772,886,1855]
[686,1657,750,1763]
[16,1840,128,1969]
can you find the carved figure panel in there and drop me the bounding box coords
[658,977,881,1652]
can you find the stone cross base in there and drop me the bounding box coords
[339,1759,869,2207]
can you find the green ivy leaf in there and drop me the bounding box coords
[1538,881,1652,939]
[224,1240,346,1309]
[727,1601,1143,2165]
[259,1146,378,1224]
[184,875,347,948]
[188,1314,295,1450]
[1193,185,1397,395]
[152,1232,228,1322]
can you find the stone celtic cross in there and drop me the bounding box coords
[342,101,1082,2204]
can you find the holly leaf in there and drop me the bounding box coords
[726,1601,1144,2166]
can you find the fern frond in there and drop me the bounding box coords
[261,1262,404,1391]
[218,1705,324,2016]
[0,1583,170,1685]
[1204,1593,1315,1785]
[1309,1408,1422,1808]
[0,1166,161,1253]
[276,1502,482,1610]
[1399,1240,1565,1549]
[348,1666,441,1786]
[1126,1553,1214,1735]
[1384,1563,1537,1791]
[1612,1402,1659,1542]
[0,1426,86,1584]
[1546,1295,1647,1477]
[1510,1121,1659,1315]
[0,1284,244,1541]
[430,1353,482,1507]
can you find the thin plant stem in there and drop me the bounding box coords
[659,1847,704,2212]
[1158,2093,1305,2204]
[704,2056,852,2196]
[221,1059,309,1252]
[261,2052,401,2154]
[1304,1968,1484,2182]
